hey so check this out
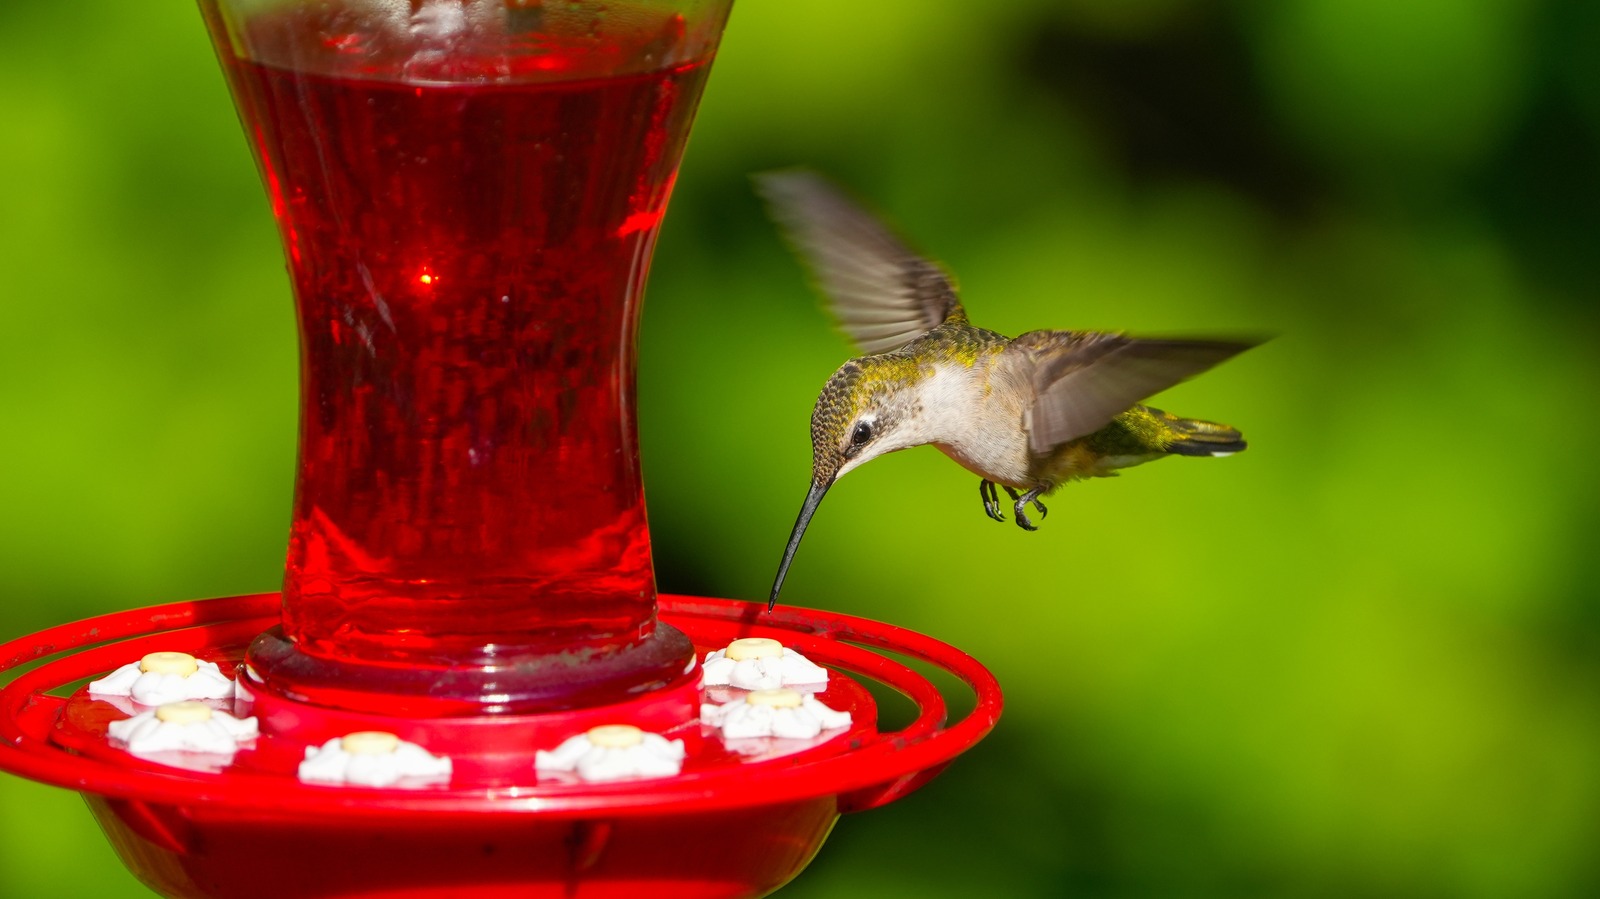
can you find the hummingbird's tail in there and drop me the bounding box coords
[1156,410,1248,457]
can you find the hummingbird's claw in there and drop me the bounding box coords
[1007,487,1047,531]
[979,480,1005,522]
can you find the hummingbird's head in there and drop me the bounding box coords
[807,358,921,485]
[771,356,922,608]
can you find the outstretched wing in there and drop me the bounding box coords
[755,170,965,354]
[1005,331,1260,455]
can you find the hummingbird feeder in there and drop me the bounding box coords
[0,2,1001,896]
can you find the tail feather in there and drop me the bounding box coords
[1155,409,1247,457]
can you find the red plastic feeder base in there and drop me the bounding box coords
[0,594,1001,898]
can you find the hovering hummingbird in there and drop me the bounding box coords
[759,171,1262,609]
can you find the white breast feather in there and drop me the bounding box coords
[919,366,1031,484]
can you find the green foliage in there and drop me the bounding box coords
[3,1,1598,896]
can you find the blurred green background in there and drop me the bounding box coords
[4,0,1599,896]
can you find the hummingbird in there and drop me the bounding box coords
[759,171,1262,609]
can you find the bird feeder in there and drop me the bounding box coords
[0,2,1000,896]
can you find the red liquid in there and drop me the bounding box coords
[215,8,714,675]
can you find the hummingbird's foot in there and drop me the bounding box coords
[979,479,1005,522]
[1006,487,1047,531]
[1002,486,1048,524]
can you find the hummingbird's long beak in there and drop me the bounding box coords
[770,479,832,610]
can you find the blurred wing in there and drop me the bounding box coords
[756,170,964,354]
[1008,331,1260,455]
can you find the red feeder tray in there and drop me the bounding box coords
[0,593,1001,898]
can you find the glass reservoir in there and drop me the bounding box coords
[200,0,732,713]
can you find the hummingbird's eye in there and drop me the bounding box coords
[850,422,873,446]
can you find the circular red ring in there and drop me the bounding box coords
[0,594,1001,819]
